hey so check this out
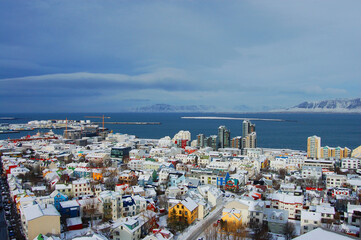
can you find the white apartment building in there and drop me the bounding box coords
[302,166,322,180]
[128,160,144,171]
[341,158,361,170]
[142,161,162,171]
[206,161,230,171]
[326,174,347,188]
[301,211,321,234]
[72,179,92,198]
[269,193,303,220]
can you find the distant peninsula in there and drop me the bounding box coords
[275,98,361,113]
[133,104,216,113]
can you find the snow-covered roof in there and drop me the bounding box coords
[293,228,355,240]
[66,216,82,227]
[269,193,303,204]
[23,203,60,221]
[316,204,335,215]
[301,210,321,221]
[60,200,80,208]
[181,197,198,212]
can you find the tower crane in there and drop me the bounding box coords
[84,115,111,131]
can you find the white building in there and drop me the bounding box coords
[301,211,321,234]
[72,179,92,198]
[326,174,347,188]
[269,193,303,220]
[341,158,361,170]
[302,166,322,180]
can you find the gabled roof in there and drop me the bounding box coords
[181,197,198,212]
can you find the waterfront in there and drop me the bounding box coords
[0,112,360,151]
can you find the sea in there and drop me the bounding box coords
[0,112,360,151]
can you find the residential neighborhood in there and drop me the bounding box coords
[0,122,360,240]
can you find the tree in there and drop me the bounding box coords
[157,194,168,210]
[272,179,281,190]
[279,168,287,180]
[167,209,178,233]
[222,221,247,240]
[82,197,100,228]
[283,222,296,240]
[204,222,220,240]
[152,170,158,182]
[251,222,270,240]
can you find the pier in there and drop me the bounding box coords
[93,122,161,125]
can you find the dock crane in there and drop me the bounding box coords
[84,115,111,131]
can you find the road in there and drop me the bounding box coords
[178,191,245,240]
[185,206,223,240]
[0,197,9,240]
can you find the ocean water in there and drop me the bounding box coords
[0,112,360,151]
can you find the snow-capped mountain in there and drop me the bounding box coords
[282,98,361,113]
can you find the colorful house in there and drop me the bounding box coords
[50,190,69,210]
[59,200,81,218]
[168,197,198,225]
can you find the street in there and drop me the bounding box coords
[185,206,223,240]
[0,196,9,240]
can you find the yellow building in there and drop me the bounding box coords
[168,197,198,225]
[222,201,250,226]
[307,135,321,159]
[321,146,335,159]
[221,208,243,225]
[352,145,361,158]
[22,204,61,240]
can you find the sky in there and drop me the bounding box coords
[0,0,360,113]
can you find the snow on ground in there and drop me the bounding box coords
[270,233,286,240]
[158,215,168,227]
[289,219,301,236]
[175,196,235,240]
[61,227,93,240]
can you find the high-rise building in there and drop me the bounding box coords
[197,134,205,148]
[242,120,249,137]
[307,135,321,159]
[242,120,256,137]
[217,125,231,149]
[224,129,231,148]
[232,136,242,149]
[249,132,257,148]
[210,135,218,151]
[241,120,256,150]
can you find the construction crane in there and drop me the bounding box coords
[84,115,111,131]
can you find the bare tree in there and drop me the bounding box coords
[251,222,270,240]
[204,222,220,240]
[157,194,168,210]
[283,222,296,240]
[82,197,100,228]
[279,168,287,180]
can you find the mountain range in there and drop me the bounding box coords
[281,98,361,113]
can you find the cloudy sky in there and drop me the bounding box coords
[0,0,360,113]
